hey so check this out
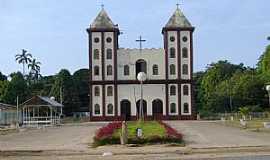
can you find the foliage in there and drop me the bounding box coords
[257,45,270,74]
[15,49,32,76]
[28,58,42,83]
[239,107,250,117]
[0,72,7,81]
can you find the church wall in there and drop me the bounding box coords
[167,31,178,80]
[105,85,115,116]
[181,83,191,115]
[180,31,191,80]
[92,85,103,116]
[104,32,114,81]
[117,49,165,80]
[168,83,179,115]
[91,32,102,81]
[117,84,166,116]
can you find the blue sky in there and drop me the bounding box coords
[0,0,269,76]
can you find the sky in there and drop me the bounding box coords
[0,0,269,76]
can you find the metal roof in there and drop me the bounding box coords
[21,96,63,108]
[0,103,15,110]
[90,8,118,29]
[165,8,192,28]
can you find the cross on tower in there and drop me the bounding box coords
[136,36,146,53]
[101,4,104,9]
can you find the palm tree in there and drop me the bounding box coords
[267,36,270,41]
[28,58,41,82]
[15,49,32,76]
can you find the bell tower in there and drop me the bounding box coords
[87,7,120,120]
[162,6,195,118]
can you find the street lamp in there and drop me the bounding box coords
[266,85,270,108]
[137,72,147,121]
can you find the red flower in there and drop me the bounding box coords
[95,122,122,140]
[159,121,182,139]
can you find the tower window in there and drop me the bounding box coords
[94,37,100,43]
[182,47,188,58]
[170,103,176,114]
[107,65,113,76]
[184,103,189,113]
[170,47,176,58]
[182,64,188,75]
[94,66,99,76]
[107,104,114,115]
[107,86,113,96]
[170,85,176,96]
[106,37,112,43]
[183,85,189,95]
[124,65,129,76]
[170,36,175,42]
[182,36,188,42]
[152,64,159,75]
[170,64,176,75]
[94,86,100,96]
[94,49,99,60]
[94,104,101,115]
[106,49,112,59]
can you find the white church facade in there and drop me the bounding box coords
[87,7,196,121]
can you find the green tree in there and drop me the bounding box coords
[0,80,9,102]
[15,49,32,76]
[257,45,270,74]
[0,72,7,81]
[28,58,42,82]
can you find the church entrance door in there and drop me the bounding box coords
[120,100,131,121]
[136,99,147,119]
[152,99,163,120]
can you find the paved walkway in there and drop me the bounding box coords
[167,121,270,148]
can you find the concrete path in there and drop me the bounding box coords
[167,121,270,148]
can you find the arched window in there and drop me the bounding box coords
[183,85,189,96]
[94,66,99,76]
[170,103,176,114]
[94,86,100,96]
[136,59,147,76]
[152,64,159,75]
[182,64,188,75]
[184,103,189,113]
[170,85,176,96]
[170,47,176,58]
[94,104,101,115]
[107,86,113,96]
[182,47,188,58]
[107,65,113,75]
[170,64,176,75]
[94,49,99,60]
[106,49,112,59]
[107,104,114,115]
[124,65,129,76]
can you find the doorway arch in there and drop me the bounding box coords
[120,99,131,121]
[136,59,147,77]
[136,99,147,117]
[152,99,163,119]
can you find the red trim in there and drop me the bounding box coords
[87,28,120,35]
[101,32,105,81]
[102,85,105,116]
[88,31,93,118]
[165,84,168,116]
[113,32,118,116]
[90,115,196,121]
[162,27,195,34]
[90,79,194,85]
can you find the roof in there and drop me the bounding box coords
[165,8,192,28]
[0,103,15,110]
[21,96,63,108]
[90,8,118,29]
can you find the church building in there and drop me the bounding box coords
[87,6,196,121]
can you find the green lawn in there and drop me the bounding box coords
[113,121,166,138]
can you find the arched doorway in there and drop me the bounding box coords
[136,59,147,77]
[152,99,163,120]
[136,99,147,118]
[120,100,131,121]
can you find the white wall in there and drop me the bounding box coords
[91,32,102,81]
[181,83,191,115]
[92,85,103,116]
[180,31,191,80]
[104,32,114,81]
[167,31,178,79]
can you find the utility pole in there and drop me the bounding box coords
[60,86,63,115]
[16,96,19,128]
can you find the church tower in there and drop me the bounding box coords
[162,6,195,118]
[87,8,120,120]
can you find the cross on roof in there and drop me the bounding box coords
[176,1,183,9]
[136,36,146,52]
[101,4,104,9]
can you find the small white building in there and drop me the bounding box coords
[87,6,196,121]
[0,103,22,126]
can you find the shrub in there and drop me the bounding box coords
[158,121,183,143]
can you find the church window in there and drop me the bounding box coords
[94,86,100,96]
[183,85,189,95]
[94,104,101,115]
[94,66,99,76]
[107,104,114,115]
[124,65,129,76]
[182,64,188,75]
[106,49,112,59]
[170,85,176,96]
[182,47,188,58]
[94,49,99,60]
[184,103,189,113]
[170,47,176,58]
[170,103,176,114]
[170,64,176,75]
[107,65,113,75]
[106,37,112,43]
[94,37,100,43]
[107,86,113,96]
[170,36,175,42]
[182,36,188,42]
[152,64,159,75]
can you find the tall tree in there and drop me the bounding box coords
[28,58,42,82]
[257,45,270,74]
[0,72,7,81]
[15,49,32,76]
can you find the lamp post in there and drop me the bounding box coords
[137,72,147,121]
[266,85,270,109]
